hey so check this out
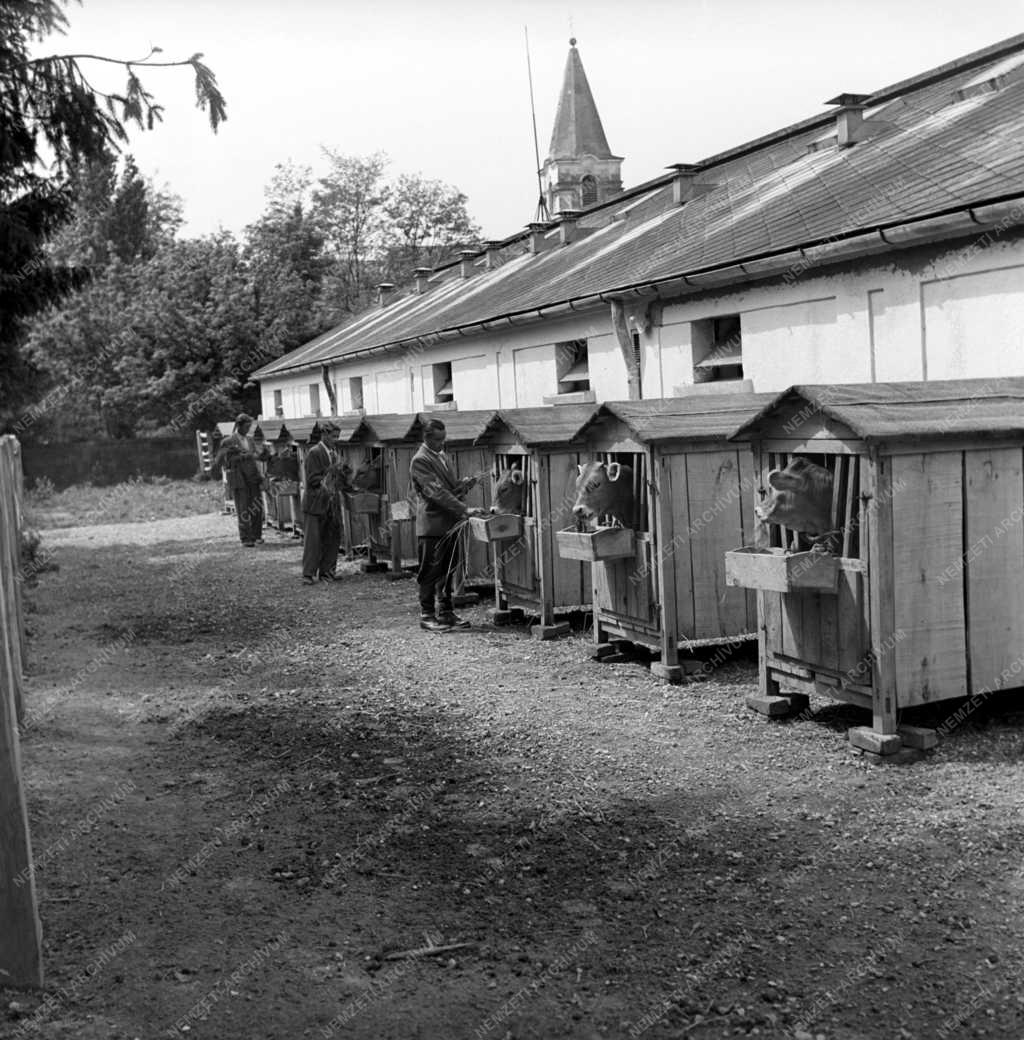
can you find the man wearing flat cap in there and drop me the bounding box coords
[301,420,344,584]
[215,413,267,547]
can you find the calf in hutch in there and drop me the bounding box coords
[477,406,600,638]
[727,378,1024,756]
[565,393,772,682]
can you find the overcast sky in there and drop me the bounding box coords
[42,0,1024,241]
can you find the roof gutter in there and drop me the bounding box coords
[259,195,1024,378]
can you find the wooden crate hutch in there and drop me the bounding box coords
[359,413,422,578]
[729,378,1024,754]
[571,395,771,681]
[478,405,600,639]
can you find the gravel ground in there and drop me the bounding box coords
[2,512,1024,1040]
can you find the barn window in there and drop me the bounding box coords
[693,314,743,382]
[580,175,598,207]
[432,361,454,404]
[308,383,321,417]
[760,452,862,559]
[349,376,364,412]
[273,389,283,418]
[556,339,590,393]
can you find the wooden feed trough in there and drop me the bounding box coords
[477,405,600,639]
[418,410,499,600]
[570,394,773,682]
[729,378,1024,754]
[555,527,636,561]
[470,513,524,542]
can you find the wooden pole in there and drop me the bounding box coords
[609,299,641,401]
[0,437,44,987]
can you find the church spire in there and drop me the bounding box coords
[541,39,623,216]
[548,38,614,160]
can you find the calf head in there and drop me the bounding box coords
[492,465,527,515]
[755,457,834,537]
[572,460,634,531]
[350,456,383,492]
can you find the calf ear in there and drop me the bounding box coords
[607,462,622,482]
[577,464,585,476]
[510,469,524,485]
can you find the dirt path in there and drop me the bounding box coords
[3,514,1024,1039]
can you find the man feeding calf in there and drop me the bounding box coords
[409,419,487,632]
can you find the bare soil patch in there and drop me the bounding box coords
[3,514,1024,1039]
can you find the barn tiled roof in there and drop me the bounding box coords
[280,415,365,443]
[730,378,1024,442]
[592,393,777,443]
[418,409,497,445]
[255,34,1024,380]
[483,405,600,446]
[362,413,421,443]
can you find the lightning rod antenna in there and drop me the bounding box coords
[524,26,549,222]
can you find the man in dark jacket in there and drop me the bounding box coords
[301,421,343,585]
[409,418,483,631]
[215,413,266,547]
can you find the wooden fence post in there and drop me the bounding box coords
[0,435,44,987]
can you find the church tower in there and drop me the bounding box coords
[540,39,623,216]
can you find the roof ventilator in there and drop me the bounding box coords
[557,209,581,246]
[484,240,504,269]
[527,221,553,255]
[825,93,890,148]
[458,249,478,279]
[666,163,717,205]
[413,268,431,294]
[377,282,395,307]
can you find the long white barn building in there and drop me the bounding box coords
[254,35,1024,421]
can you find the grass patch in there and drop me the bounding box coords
[24,476,226,529]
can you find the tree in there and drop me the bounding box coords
[381,172,481,286]
[312,150,389,315]
[311,152,483,316]
[25,234,259,438]
[0,0,225,426]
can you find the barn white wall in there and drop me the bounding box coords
[259,231,1024,419]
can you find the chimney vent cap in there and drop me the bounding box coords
[826,92,871,108]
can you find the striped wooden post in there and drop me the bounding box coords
[0,436,44,987]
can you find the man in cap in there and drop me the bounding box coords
[409,418,485,631]
[301,420,344,584]
[215,413,267,547]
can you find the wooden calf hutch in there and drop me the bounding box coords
[358,412,423,577]
[728,378,1024,754]
[566,394,772,681]
[476,405,601,639]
